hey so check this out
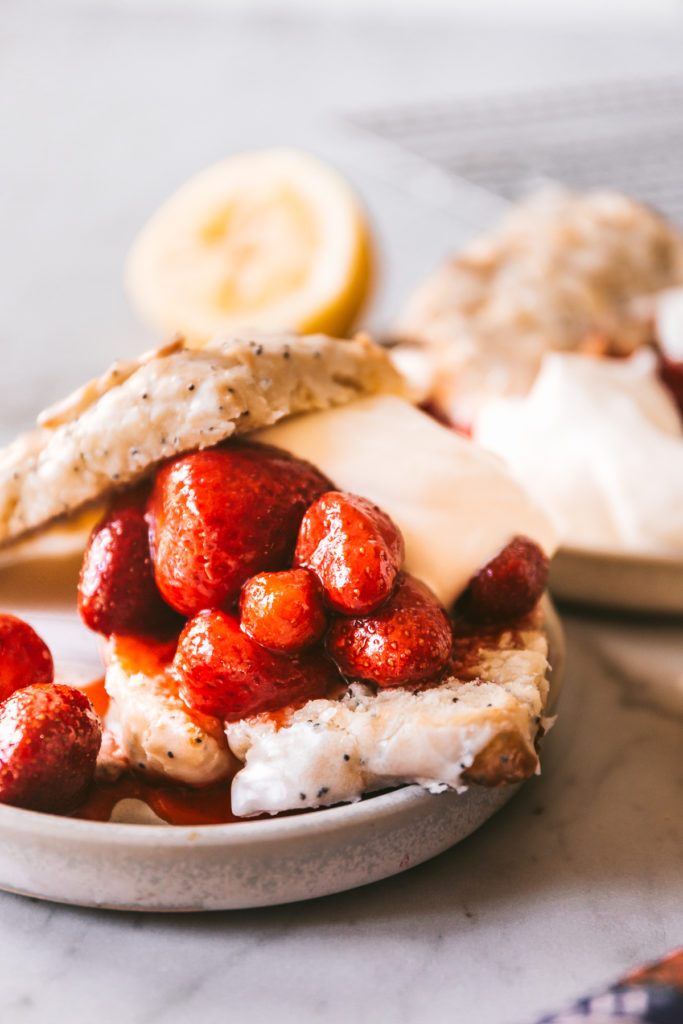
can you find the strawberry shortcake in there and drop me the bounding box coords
[0,332,558,821]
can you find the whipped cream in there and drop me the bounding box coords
[474,349,683,553]
[256,395,557,607]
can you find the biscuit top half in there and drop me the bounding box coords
[0,332,404,546]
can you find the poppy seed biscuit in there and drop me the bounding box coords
[0,332,403,545]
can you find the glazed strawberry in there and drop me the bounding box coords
[0,614,53,703]
[295,492,405,615]
[456,535,548,625]
[78,488,180,637]
[240,569,327,653]
[0,683,102,813]
[149,443,332,617]
[327,572,452,687]
[175,609,340,721]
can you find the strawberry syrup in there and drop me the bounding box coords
[74,774,240,826]
[73,672,241,826]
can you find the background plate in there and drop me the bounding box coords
[550,545,683,616]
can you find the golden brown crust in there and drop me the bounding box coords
[461,728,538,787]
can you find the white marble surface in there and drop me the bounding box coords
[0,3,682,1022]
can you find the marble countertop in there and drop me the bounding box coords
[0,3,682,1022]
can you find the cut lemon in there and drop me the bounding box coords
[125,148,374,343]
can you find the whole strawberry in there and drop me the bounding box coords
[0,614,54,703]
[78,487,180,636]
[0,683,102,813]
[175,609,340,720]
[327,572,452,687]
[456,535,548,625]
[149,443,332,617]
[240,568,327,653]
[295,491,405,615]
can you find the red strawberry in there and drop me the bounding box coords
[0,683,102,813]
[149,443,332,617]
[78,487,180,637]
[174,609,340,721]
[295,492,405,615]
[327,572,452,687]
[0,614,53,703]
[240,569,327,653]
[456,536,548,625]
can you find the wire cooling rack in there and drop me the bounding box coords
[350,76,683,224]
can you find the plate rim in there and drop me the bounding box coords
[558,542,683,568]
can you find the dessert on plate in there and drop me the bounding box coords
[0,332,558,823]
[392,188,683,556]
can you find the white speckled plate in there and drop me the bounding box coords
[0,777,524,911]
[0,549,564,911]
[550,544,683,616]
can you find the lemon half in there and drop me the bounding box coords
[125,148,373,343]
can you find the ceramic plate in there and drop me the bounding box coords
[550,544,683,616]
[0,549,564,911]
